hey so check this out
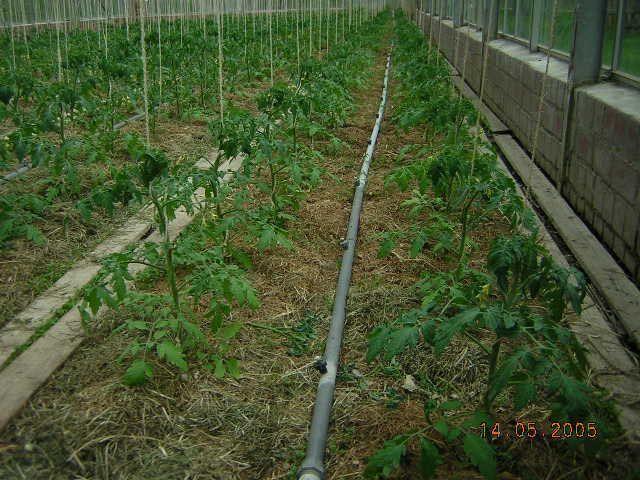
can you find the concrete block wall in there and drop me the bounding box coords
[482,41,568,184]
[452,27,483,93]
[415,13,640,283]
[566,84,640,278]
[435,20,456,60]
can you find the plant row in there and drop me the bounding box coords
[77,12,391,386]
[364,13,619,480]
[0,8,371,249]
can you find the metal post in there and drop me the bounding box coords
[484,0,499,40]
[502,0,508,32]
[612,0,625,71]
[453,0,463,26]
[559,0,607,194]
[530,0,543,51]
[569,0,607,86]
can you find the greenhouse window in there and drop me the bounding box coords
[538,0,575,54]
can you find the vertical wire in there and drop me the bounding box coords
[528,0,560,197]
[140,0,151,145]
[217,0,225,123]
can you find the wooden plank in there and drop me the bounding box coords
[0,213,153,367]
[494,133,640,348]
[0,302,88,431]
[0,153,222,369]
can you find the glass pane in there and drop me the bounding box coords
[516,0,533,39]
[540,0,575,54]
[619,1,640,76]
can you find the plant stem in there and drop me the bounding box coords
[483,339,502,412]
[269,160,279,221]
[211,152,224,221]
[457,190,479,268]
[151,192,182,341]
[165,241,181,314]
[59,101,65,143]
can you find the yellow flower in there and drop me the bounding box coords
[477,283,491,302]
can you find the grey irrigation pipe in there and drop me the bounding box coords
[297,46,392,480]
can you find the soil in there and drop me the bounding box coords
[0,22,637,480]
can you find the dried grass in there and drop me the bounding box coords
[1,39,636,480]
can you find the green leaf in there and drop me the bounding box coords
[78,305,92,327]
[550,372,591,416]
[226,358,241,378]
[122,359,153,386]
[487,350,526,406]
[257,226,275,251]
[364,435,408,479]
[228,277,247,304]
[433,419,449,437]
[418,437,441,479]
[434,308,480,355]
[214,358,225,378]
[87,286,101,315]
[378,235,396,258]
[24,224,45,245]
[113,272,128,301]
[384,326,419,360]
[514,380,536,410]
[367,325,390,362]
[433,419,462,442]
[76,199,93,221]
[439,400,462,411]
[96,286,117,309]
[218,322,242,340]
[246,288,260,309]
[463,434,496,480]
[462,410,493,429]
[157,341,188,371]
[409,230,429,258]
[230,247,253,269]
[126,320,148,331]
[181,320,206,343]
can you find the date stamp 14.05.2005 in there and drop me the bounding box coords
[480,421,599,441]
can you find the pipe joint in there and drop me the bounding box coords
[297,466,324,480]
[313,357,328,374]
